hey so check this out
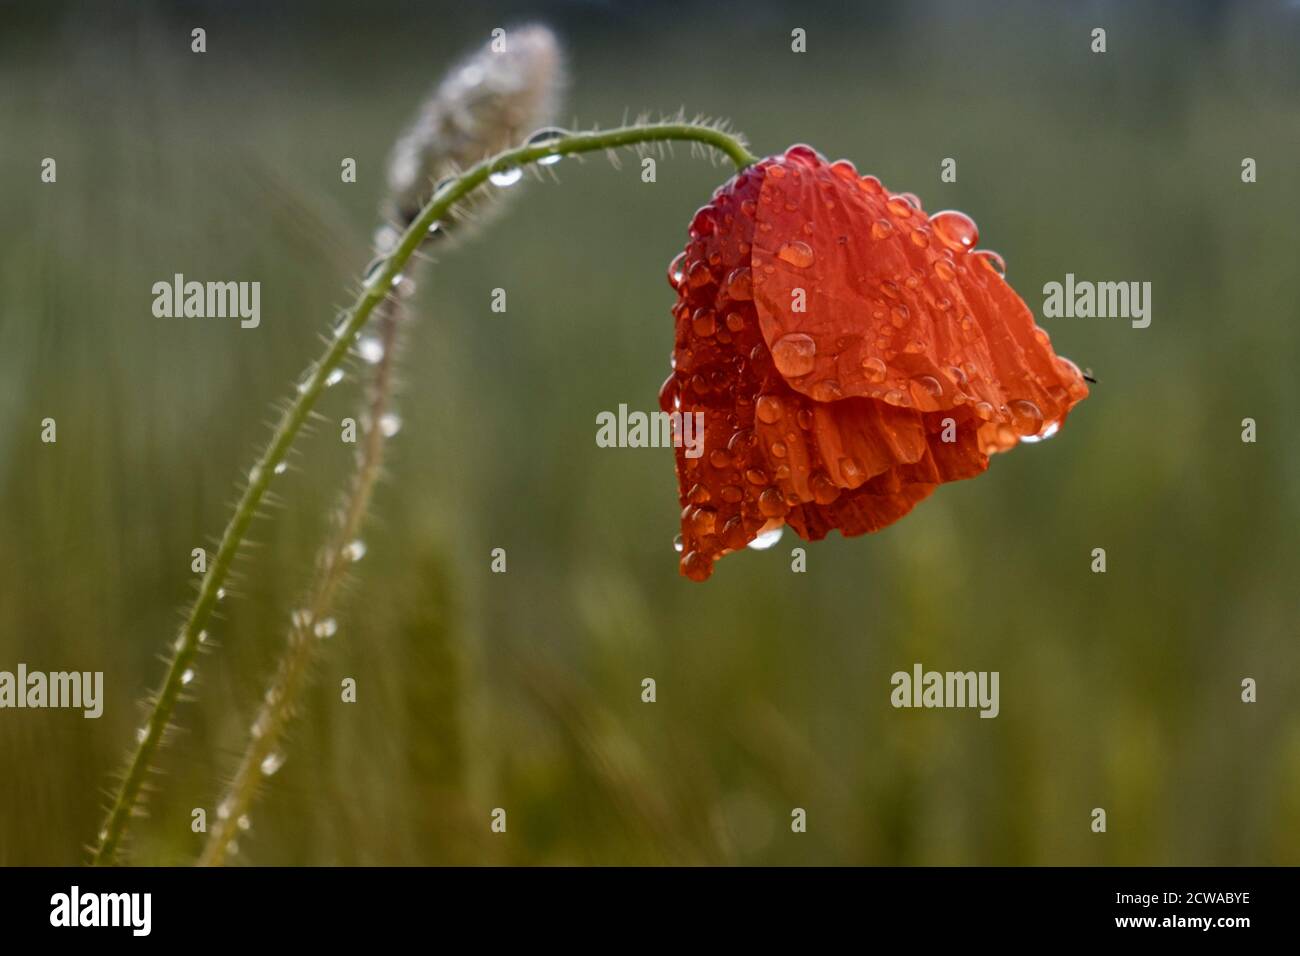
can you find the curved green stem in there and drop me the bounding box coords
[197,297,403,867]
[91,121,755,864]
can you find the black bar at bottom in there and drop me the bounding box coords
[0,866,1288,941]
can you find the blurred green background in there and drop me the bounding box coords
[1,0,1298,865]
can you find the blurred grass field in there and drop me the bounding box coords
[1,0,1298,865]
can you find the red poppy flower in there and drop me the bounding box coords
[661,145,1089,581]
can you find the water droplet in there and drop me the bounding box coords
[389,272,405,289]
[216,588,227,602]
[489,166,523,187]
[689,205,716,238]
[135,727,148,743]
[974,249,1007,277]
[909,227,930,248]
[783,144,823,166]
[379,413,402,438]
[811,379,843,401]
[324,367,344,387]
[929,210,979,251]
[686,506,717,537]
[217,800,232,820]
[758,488,789,517]
[1009,399,1045,436]
[687,261,713,288]
[728,429,759,455]
[295,365,317,394]
[314,617,338,639]
[1020,420,1061,444]
[373,225,399,253]
[756,395,784,424]
[725,267,753,301]
[914,375,944,400]
[426,220,443,237]
[291,608,313,630]
[1056,356,1085,382]
[181,668,195,685]
[260,751,285,777]
[771,333,817,377]
[934,259,956,282]
[672,534,684,553]
[237,814,251,831]
[861,356,888,383]
[357,336,385,364]
[342,539,367,562]
[886,196,915,218]
[362,257,387,288]
[680,550,711,581]
[777,241,815,268]
[747,522,785,549]
[526,126,568,165]
[667,252,686,289]
[871,219,895,240]
[691,309,717,337]
[332,312,353,340]
[273,461,287,476]
[829,159,858,182]
[810,472,840,505]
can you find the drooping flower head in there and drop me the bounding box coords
[662,145,1089,581]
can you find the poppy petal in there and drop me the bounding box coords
[664,147,1089,581]
[750,149,1088,439]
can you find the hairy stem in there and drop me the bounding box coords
[91,121,755,865]
[197,298,402,867]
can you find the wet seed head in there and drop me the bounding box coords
[384,25,566,230]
